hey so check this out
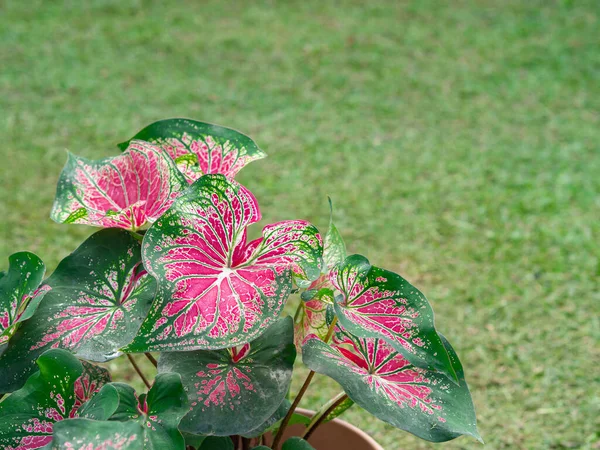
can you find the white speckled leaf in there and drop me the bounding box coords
[124,175,322,353]
[0,229,155,393]
[51,140,187,231]
[331,254,457,382]
[118,118,266,182]
[158,317,296,436]
[302,327,481,443]
[53,373,189,450]
[0,252,48,350]
[0,349,111,450]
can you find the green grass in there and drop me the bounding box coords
[1,0,599,448]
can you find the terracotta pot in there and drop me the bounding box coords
[270,408,384,450]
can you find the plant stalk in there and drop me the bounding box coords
[144,352,158,367]
[126,354,151,389]
[241,436,250,450]
[301,392,349,441]
[271,316,338,449]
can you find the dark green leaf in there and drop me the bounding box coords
[198,436,234,450]
[158,317,296,436]
[0,229,155,392]
[107,374,189,449]
[302,328,481,443]
[118,118,266,182]
[77,384,120,420]
[182,431,207,449]
[282,437,316,450]
[241,399,291,438]
[0,349,110,449]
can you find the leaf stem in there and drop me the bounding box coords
[271,316,338,449]
[301,392,349,441]
[126,354,151,389]
[144,352,158,367]
[241,437,250,450]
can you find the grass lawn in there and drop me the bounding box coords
[1,0,599,448]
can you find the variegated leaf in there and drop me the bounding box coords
[118,118,266,182]
[0,229,155,392]
[72,361,112,417]
[331,254,457,382]
[50,419,142,450]
[294,201,345,351]
[158,317,295,436]
[294,292,332,351]
[0,349,111,450]
[51,140,187,231]
[0,252,48,351]
[76,373,189,450]
[302,328,480,443]
[123,175,322,352]
[64,374,188,449]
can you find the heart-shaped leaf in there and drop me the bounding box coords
[56,373,189,450]
[330,254,457,382]
[51,140,187,231]
[0,349,111,450]
[302,327,480,443]
[118,118,266,182]
[0,252,49,352]
[158,317,296,436]
[0,229,155,392]
[123,175,322,352]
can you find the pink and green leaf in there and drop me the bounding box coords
[0,252,48,350]
[123,175,322,352]
[0,229,155,393]
[54,374,188,450]
[330,254,458,382]
[302,328,481,443]
[0,349,111,450]
[118,118,266,182]
[158,317,296,436]
[51,140,187,231]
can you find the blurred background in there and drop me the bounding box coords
[0,1,598,448]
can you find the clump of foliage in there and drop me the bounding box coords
[0,119,480,449]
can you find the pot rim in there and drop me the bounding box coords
[295,407,385,450]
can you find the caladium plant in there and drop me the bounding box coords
[0,118,480,450]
